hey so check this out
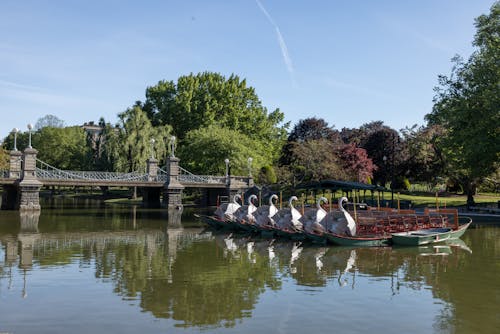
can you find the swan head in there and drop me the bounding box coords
[269,194,278,205]
[317,197,328,209]
[248,194,258,205]
[338,197,348,211]
[288,196,298,208]
[233,194,242,204]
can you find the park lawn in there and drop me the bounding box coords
[397,192,500,208]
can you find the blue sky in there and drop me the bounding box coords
[0,0,495,140]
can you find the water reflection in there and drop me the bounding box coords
[0,208,498,332]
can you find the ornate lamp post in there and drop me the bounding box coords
[150,138,155,159]
[11,128,19,151]
[27,123,33,148]
[247,157,253,177]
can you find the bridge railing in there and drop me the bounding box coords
[157,166,226,184]
[36,159,149,181]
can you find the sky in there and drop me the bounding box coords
[0,0,495,140]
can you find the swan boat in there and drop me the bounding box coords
[202,194,472,247]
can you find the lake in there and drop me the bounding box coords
[0,200,499,333]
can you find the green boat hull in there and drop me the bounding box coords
[304,231,328,245]
[325,233,391,247]
[391,228,452,246]
[392,220,472,246]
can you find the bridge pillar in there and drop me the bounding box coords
[163,156,184,210]
[1,150,23,210]
[146,158,158,181]
[19,148,42,211]
[9,150,22,179]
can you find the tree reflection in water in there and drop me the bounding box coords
[1,211,498,332]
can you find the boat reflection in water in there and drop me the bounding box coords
[0,208,496,333]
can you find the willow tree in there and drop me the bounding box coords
[108,106,172,173]
[426,2,500,205]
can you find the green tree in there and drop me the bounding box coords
[426,2,500,205]
[142,72,288,159]
[34,126,90,170]
[279,117,341,166]
[0,146,8,170]
[108,106,172,173]
[400,125,446,184]
[177,125,270,175]
[287,138,347,185]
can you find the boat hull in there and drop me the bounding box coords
[392,228,452,246]
[325,233,391,247]
[304,231,328,245]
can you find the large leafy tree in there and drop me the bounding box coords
[426,2,500,205]
[286,139,347,185]
[338,143,375,183]
[280,117,341,166]
[33,126,90,170]
[400,125,446,184]
[360,126,403,187]
[142,72,287,145]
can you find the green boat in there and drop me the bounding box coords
[325,233,391,247]
[391,218,472,246]
[391,227,453,246]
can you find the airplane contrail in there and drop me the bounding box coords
[255,0,295,84]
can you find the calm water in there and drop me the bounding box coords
[0,200,499,334]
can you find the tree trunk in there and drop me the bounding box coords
[464,181,476,209]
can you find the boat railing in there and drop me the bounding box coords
[425,208,459,228]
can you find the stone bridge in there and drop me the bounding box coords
[0,146,253,211]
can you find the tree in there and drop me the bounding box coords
[0,146,8,170]
[338,143,375,183]
[426,2,500,205]
[287,139,347,185]
[141,72,288,171]
[35,114,65,130]
[280,117,341,166]
[400,125,445,184]
[34,126,90,170]
[177,125,270,176]
[361,126,402,187]
[107,106,172,173]
[142,72,288,145]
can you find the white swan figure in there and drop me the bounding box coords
[324,197,356,236]
[215,194,241,221]
[253,194,279,226]
[339,197,357,236]
[274,196,303,231]
[302,197,328,233]
[234,194,258,224]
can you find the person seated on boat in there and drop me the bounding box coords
[274,196,303,231]
[214,194,241,221]
[234,194,258,225]
[323,197,357,236]
[302,197,328,234]
[253,194,279,227]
